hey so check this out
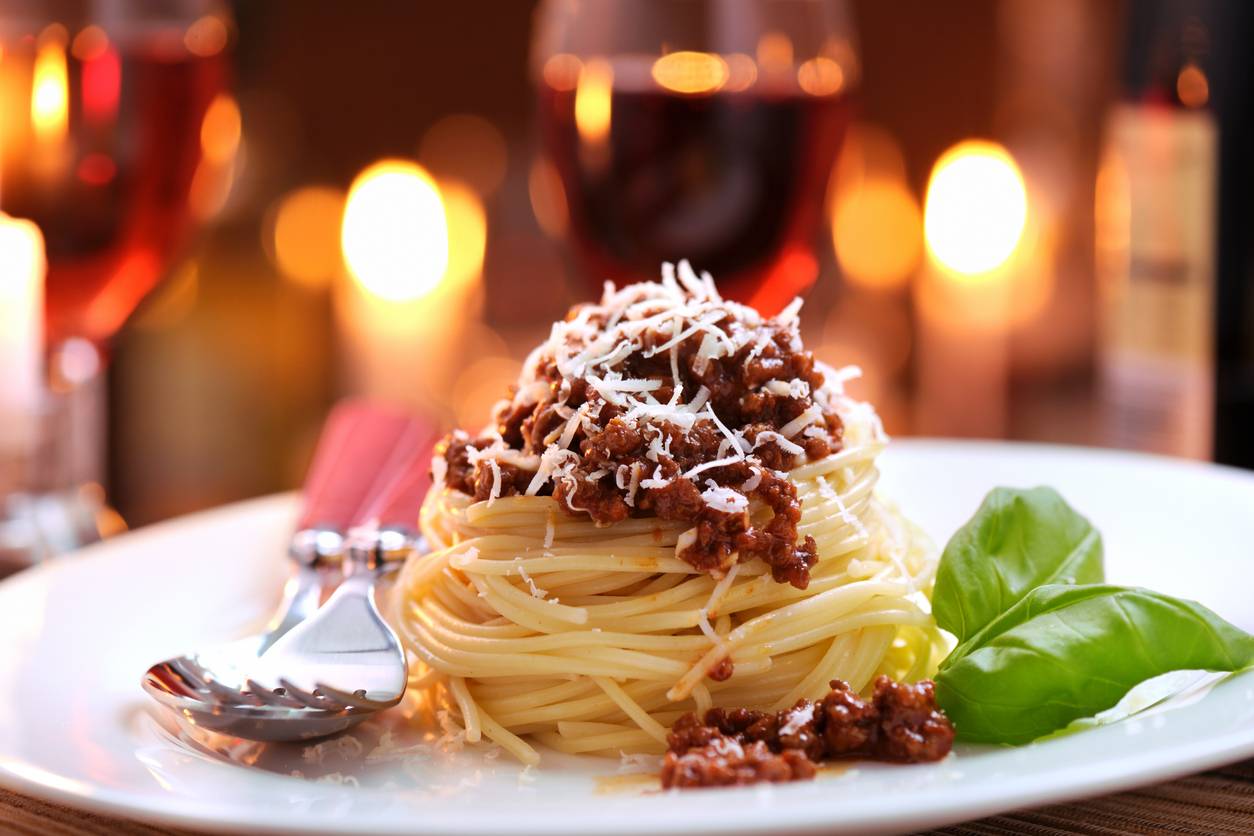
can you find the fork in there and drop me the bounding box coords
[244,420,435,717]
[144,412,436,741]
[142,401,419,740]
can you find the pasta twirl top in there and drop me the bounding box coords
[435,261,873,589]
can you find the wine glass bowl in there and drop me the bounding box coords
[0,0,234,554]
[532,0,858,314]
[0,0,233,347]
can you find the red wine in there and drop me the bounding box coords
[0,32,228,347]
[538,62,851,315]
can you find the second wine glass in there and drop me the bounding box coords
[532,0,858,314]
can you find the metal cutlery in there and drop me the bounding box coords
[237,419,435,738]
[142,400,424,741]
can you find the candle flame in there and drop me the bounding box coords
[923,140,1027,278]
[341,160,449,302]
[31,26,69,146]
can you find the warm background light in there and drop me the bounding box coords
[797,56,844,96]
[184,14,229,58]
[438,179,488,292]
[542,53,583,92]
[31,25,69,145]
[451,354,522,431]
[190,94,242,220]
[341,160,449,302]
[1176,62,1209,109]
[651,51,729,95]
[923,140,1027,277]
[574,58,613,145]
[756,32,794,74]
[723,53,758,92]
[78,35,120,126]
[200,94,242,164]
[529,156,569,239]
[828,124,920,290]
[832,178,921,290]
[268,186,346,288]
[0,215,45,446]
[70,25,109,61]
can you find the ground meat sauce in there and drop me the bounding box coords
[434,268,847,589]
[661,677,954,789]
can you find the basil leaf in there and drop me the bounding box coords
[932,486,1104,644]
[934,584,1254,744]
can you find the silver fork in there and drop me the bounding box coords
[142,402,425,741]
[143,414,434,741]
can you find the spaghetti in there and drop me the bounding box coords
[388,264,944,765]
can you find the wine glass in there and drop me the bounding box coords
[531,0,858,315]
[0,0,234,555]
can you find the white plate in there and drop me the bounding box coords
[2,440,1253,836]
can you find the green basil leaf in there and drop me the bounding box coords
[934,584,1254,744]
[932,486,1104,645]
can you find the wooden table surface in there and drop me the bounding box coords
[3,758,1253,835]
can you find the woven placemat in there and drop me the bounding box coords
[2,759,1252,835]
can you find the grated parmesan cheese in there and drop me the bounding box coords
[701,480,749,513]
[778,405,824,438]
[779,703,815,737]
[753,430,805,457]
[515,560,547,599]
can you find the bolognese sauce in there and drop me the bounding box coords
[661,677,955,789]
[435,264,847,589]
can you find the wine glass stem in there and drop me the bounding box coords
[63,374,105,490]
[42,338,112,550]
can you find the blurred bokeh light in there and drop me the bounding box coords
[266,186,346,288]
[651,52,729,95]
[31,26,68,146]
[574,59,613,146]
[923,140,1028,278]
[341,160,449,302]
[829,124,920,290]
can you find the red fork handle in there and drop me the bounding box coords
[354,419,438,532]
[296,399,412,533]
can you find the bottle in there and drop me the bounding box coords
[1096,0,1217,460]
[1097,0,1254,466]
[1209,5,1254,468]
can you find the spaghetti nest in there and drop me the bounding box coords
[389,439,944,765]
